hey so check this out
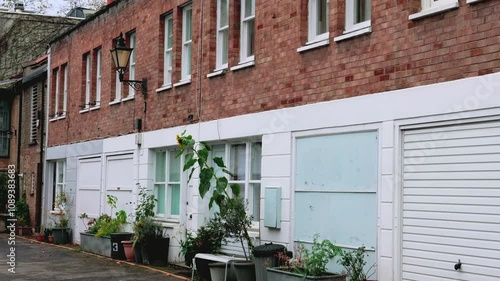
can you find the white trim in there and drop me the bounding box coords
[216,0,229,70]
[62,65,68,117]
[109,100,121,106]
[163,14,173,86]
[181,4,193,81]
[230,60,255,71]
[308,0,329,43]
[173,79,192,87]
[90,106,100,111]
[122,96,135,102]
[240,0,255,63]
[79,108,90,114]
[409,0,459,21]
[297,38,330,53]
[207,69,226,78]
[466,0,485,3]
[128,32,136,98]
[95,48,102,106]
[333,26,372,42]
[156,84,173,93]
[84,53,91,109]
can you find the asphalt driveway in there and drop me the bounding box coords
[0,234,190,281]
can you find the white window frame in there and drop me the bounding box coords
[181,4,192,82]
[127,32,136,98]
[53,160,65,212]
[95,48,102,107]
[308,0,329,44]
[84,53,91,110]
[114,71,122,102]
[163,14,173,87]
[62,65,68,117]
[409,0,459,20]
[239,0,255,64]
[216,0,229,70]
[345,0,371,33]
[30,84,38,143]
[154,149,183,220]
[214,142,262,228]
[53,68,59,118]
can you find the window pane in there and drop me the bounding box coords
[222,29,228,65]
[220,0,228,27]
[57,162,64,183]
[169,151,181,182]
[230,144,246,181]
[247,19,255,57]
[250,142,261,180]
[167,17,173,48]
[211,145,226,178]
[250,183,260,221]
[187,43,192,75]
[156,151,166,182]
[355,0,371,23]
[244,0,254,17]
[317,0,328,35]
[185,8,192,41]
[156,184,166,214]
[0,132,8,156]
[170,184,180,215]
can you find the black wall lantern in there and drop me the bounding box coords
[110,33,147,95]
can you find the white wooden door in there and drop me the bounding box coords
[402,121,500,281]
[76,157,102,242]
[104,154,134,220]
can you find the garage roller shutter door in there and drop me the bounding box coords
[402,121,500,281]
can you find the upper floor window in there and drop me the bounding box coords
[409,0,459,20]
[308,0,329,43]
[53,68,59,118]
[154,150,182,219]
[346,0,371,32]
[83,53,91,110]
[240,0,255,63]
[163,14,173,87]
[94,48,102,107]
[181,4,192,82]
[0,100,10,157]
[62,64,68,117]
[30,84,38,143]
[113,36,122,102]
[216,0,229,70]
[127,32,136,98]
[51,65,68,119]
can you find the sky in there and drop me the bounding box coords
[0,0,78,16]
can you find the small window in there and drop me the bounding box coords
[308,0,329,43]
[240,0,255,63]
[62,64,68,117]
[95,48,102,107]
[409,0,459,20]
[154,150,182,219]
[30,85,38,143]
[113,37,122,102]
[0,100,10,157]
[127,32,136,98]
[216,0,229,70]
[181,4,192,82]
[53,68,60,118]
[52,160,65,211]
[345,0,371,32]
[163,14,173,86]
[83,53,91,110]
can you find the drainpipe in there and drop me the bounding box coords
[35,75,46,229]
[42,46,51,226]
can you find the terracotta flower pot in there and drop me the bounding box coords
[48,236,54,243]
[121,240,135,262]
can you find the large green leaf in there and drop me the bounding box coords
[184,158,197,172]
[216,177,228,192]
[199,168,212,198]
[213,157,226,168]
[198,149,209,162]
[230,184,241,197]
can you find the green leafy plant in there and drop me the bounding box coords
[176,131,254,260]
[338,246,375,281]
[132,216,162,246]
[179,215,227,266]
[84,195,127,237]
[135,187,157,222]
[15,194,30,226]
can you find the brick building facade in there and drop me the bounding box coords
[46,0,500,279]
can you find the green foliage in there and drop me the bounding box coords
[293,234,342,277]
[132,216,164,246]
[135,188,157,221]
[338,246,375,281]
[15,194,30,226]
[176,131,254,260]
[85,197,128,238]
[179,215,226,266]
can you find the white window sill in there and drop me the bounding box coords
[297,39,330,53]
[57,115,66,120]
[90,106,100,111]
[156,84,172,93]
[230,60,255,71]
[173,79,191,87]
[122,96,134,102]
[79,108,90,114]
[50,210,64,216]
[207,68,227,78]
[409,1,459,20]
[49,118,58,122]
[109,100,121,106]
[466,0,484,3]
[334,26,372,42]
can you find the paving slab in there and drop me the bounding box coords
[0,234,190,281]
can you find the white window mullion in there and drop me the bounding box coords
[128,32,136,97]
[163,14,173,86]
[54,68,59,118]
[85,54,91,109]
[95,49,102,106]
[62,66,68,116]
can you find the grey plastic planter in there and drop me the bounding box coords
[266,268,346,281]
[80,232,111,257]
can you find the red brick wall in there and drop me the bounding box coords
[48,0,500,147]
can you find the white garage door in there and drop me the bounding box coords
[105,154,134,218]
[402,121,500,281]
[76,157,102,241]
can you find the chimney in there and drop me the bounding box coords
[14,1,25,12]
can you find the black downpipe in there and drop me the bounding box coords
[16,83,22,200]
[36,78,45,229]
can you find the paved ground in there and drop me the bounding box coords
[0,234,191,281]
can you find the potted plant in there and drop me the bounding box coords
[79,195,129,257]
[338,246,375,281]
[16,194,31,236]
[52,190,70,245]
[34,226,45,242]
[177,132,255,281]
[45,228,54,243]
[266,234,346,281]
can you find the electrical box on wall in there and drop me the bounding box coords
[264,187,281,229]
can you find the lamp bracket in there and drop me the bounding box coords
[120,78,148,96]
